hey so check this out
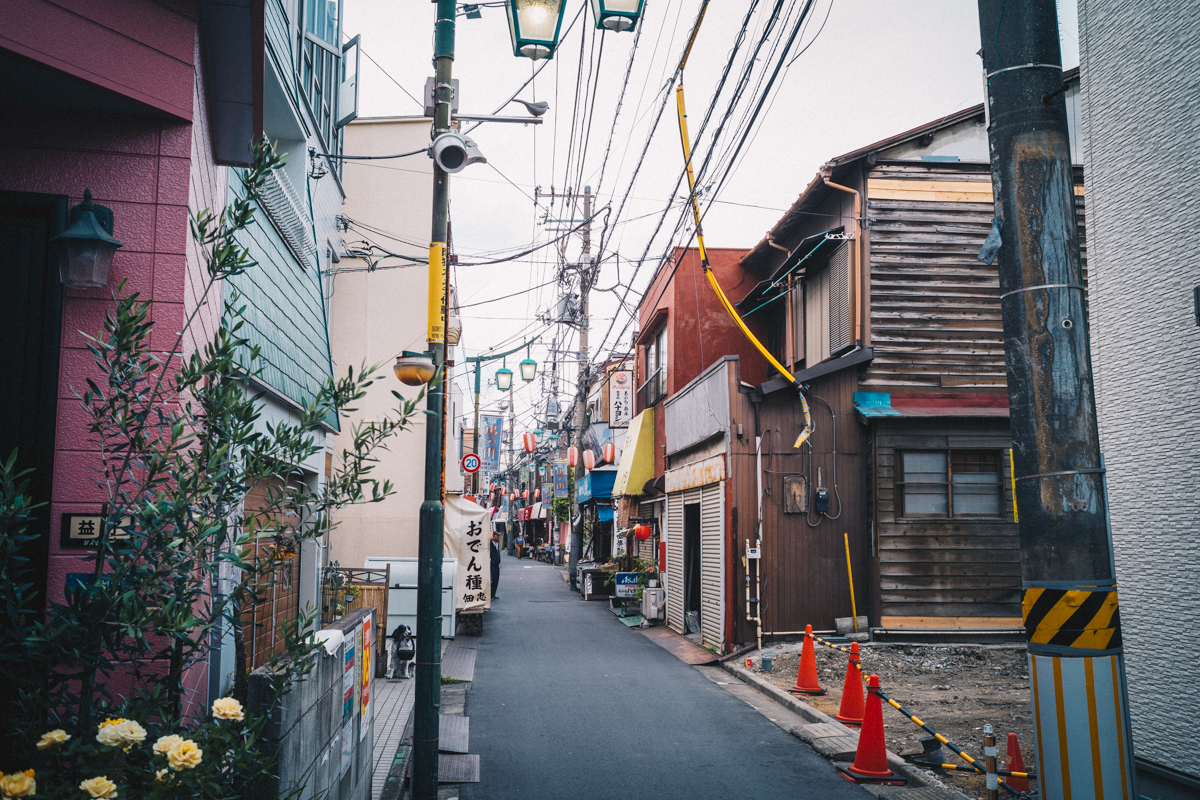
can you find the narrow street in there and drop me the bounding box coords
[460,556,870,799]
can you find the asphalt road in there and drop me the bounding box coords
[460,555,870,799]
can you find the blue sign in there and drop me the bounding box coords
[615,572,639,598]
[553,461,568,499]
[481,415,503,472]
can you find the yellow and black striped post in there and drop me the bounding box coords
[977,1,1137,796]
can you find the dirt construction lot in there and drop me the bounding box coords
[748,642,1036,800]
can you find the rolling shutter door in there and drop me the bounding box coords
[665,492,685,633]
[700,482,725,651]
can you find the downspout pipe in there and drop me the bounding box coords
[820,164,863,346]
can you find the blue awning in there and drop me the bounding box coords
[597,507,614,522]
[576,469,617,504]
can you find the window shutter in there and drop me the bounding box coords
[828,242,851,352]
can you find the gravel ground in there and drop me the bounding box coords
[746,641,1037,799]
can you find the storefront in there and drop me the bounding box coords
[575,469,617,562]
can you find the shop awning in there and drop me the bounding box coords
[576,469,617,504]
[518,507,533,521]
[597,507,614,522]
[611,407,655,497]
[531,502,542,519]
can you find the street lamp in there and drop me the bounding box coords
[535,428,545,444]
[505,0,568,60]
[589,0,644,31]
[519,347,537,382]
[496,361,514,391]
[394,351,437,386]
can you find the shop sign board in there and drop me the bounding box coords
[610,370,633,427]
[553,461,568,499]
[360,613,372,741]
[480,415,503,472]
[615,572,639,598]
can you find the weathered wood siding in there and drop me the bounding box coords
[863,162,1087,390]
[728,366,869,641]
[873,419,1021,618]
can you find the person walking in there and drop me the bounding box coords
[490,531,502,599]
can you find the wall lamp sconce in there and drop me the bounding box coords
[52,189,123,289]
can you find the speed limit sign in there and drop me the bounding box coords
[461,453,481,474]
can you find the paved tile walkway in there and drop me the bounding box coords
[371,676,416,799]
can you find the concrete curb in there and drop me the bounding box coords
[718,660,972,799]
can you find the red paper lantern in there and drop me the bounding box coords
[582,449,596,471]
[523,431,536,453]
[523,489,529,500]
[510,491,517,501]
[567,446,579,468]
[634,524,652,541]
[534,487,541,500]
[602,442,616,464]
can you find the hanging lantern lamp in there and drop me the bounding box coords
[634,524,652,541]
[567,446,578,468]
[519,345,537,382]
[602,442,616,464]
[496,358,514,391]
[589,0,645,32]
[523,431,536,453]
[583,449,596,471]
[506,0,568,60]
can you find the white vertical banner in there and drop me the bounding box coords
[444,493,491,611]
[610,370,633,427]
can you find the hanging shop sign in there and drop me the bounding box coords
[444,494,491,612]
[480,415,503,472]
[553,461,569,499]
[610,370,633,427]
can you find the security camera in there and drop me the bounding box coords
[430,132,486,173]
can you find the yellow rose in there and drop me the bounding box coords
[212,697,244,721]
[167,739,203,771]
[79,775,118,798]
[37,729,71,749]
[152,734,184,756]
[95,719,127,747]
[0,769,36,797]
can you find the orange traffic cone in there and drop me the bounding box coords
[837,674,905,785]
[834,642,865,726]
[789,625,826,695]
[1006,732,1030,792]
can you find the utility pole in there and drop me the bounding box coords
[413,0,455,794]
[569,186,593,591]
[976,2,1135,796]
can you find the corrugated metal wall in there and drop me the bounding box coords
[700,481,724,651]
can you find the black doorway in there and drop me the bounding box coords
[683,503,701,619]
[0,191,66,611]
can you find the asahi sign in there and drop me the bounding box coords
[610,370,633,428]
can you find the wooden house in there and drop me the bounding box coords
[726,69,1086,638]
[629,73,1088,651]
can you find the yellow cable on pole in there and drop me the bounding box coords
[674,59,813,448]
[1009,448,1018,523]
[844,532,858,632]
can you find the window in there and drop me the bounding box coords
[802,241,852,365]
[898,450,1002,517]
[301,0,342,149]
[639,327,667,408]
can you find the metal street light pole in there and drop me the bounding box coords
[467,336,541,494]
[413,0,456,795]
[976,1,1135,795]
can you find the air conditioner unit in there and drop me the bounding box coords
[641,587,665,621]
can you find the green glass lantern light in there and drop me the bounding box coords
[51,189,123,289]
[496,359,514,391]
[506,0,567,60]
[589,0,644,31]
[535,428,545,444]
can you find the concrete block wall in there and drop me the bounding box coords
[249,608,374,800]
[1079,0,1200,782]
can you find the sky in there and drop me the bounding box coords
[342,0,1079,438]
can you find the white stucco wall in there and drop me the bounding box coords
[330,118,434,566]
